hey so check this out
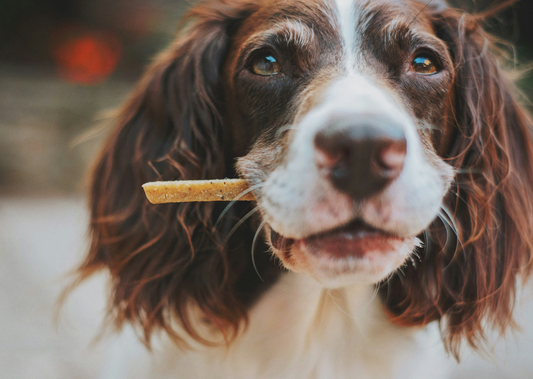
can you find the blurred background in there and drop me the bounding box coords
[1,0,533,378]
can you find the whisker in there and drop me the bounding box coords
[439,204,463,247]
[385,270,394,304]
[365,286,380,311]
[408,0,435,27]
[323,285,379,344]
[437,211,456,240]
[251,220,267,282]
[275,124,298,138]
[438,212,460,271]
[379,271,396,289]
[323,289,363,331]
[222,206,261,246]
[323,287,342,301]
[456,168,482,174]
[437,213,453,253]
[418,123,440,131]
[451,190,475,214]
[213,183,265,231]
[322,289,369,342]
[422,230,431,260]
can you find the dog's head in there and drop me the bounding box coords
[78,0,533,355]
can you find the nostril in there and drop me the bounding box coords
[315,146,342,169]
[375,139,407,179]
[314,133,351,169]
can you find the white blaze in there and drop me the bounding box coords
[334,0,357,69]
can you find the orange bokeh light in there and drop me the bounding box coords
[52,29,121,85]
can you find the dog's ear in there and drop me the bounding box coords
[74,1,269,346]
[382,8,533,357]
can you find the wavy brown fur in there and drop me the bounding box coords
[72,0,533,358]
[381,4,533,357]
[73,0,281,347]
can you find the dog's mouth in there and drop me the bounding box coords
[270,220,403,258]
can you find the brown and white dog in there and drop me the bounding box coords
[76,0,533,377]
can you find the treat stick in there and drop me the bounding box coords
[142,179,256,204]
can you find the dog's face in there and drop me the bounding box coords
[222,0,454,287]
[80,0,533,354]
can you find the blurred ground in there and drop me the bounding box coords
[0,197,108,379]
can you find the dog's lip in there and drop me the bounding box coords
[270,228,295,251]
[270,219,398,253]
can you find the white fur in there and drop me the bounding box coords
[283,19,315,48]
[245,20,316,50]
[335,0,356,55]
[335,0,369,72]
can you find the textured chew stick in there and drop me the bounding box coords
[142,179,255,204]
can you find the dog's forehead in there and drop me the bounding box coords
[243,0,436,45]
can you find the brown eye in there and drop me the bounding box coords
[411,55,438,75]
[251,54,280,76]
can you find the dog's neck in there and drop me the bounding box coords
[219,273,441,378]
[148,272,450,379]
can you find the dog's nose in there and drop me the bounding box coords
[314,117,407,199]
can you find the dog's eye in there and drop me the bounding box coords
[251,54,281,76]
[411,55,438,75]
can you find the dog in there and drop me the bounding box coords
[75,0,533,377]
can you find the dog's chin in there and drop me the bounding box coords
[270,221,420,288]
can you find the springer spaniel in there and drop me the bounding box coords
[75,0,533,377]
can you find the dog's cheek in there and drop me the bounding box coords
[419,135,455,188]
[399,70,453,126]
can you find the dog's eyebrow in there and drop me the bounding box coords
[244,19,316,50]
[280,19,316,48]
[235,19,317,69]
[387,28,449,58]
[362,11,447,54]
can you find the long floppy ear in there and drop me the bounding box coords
[73,1,276,346]
[382,7,533,357]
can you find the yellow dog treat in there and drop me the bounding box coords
[143,179,255,204]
